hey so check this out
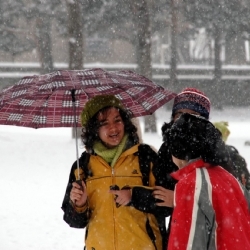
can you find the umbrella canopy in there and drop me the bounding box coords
[0,68,176,128]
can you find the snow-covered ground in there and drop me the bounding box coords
[0,106,250,250]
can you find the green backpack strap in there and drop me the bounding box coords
[138,144,157,186]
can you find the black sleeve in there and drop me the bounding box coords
[61,155,89,228]
[226,145,250,190]
[154,142,178,190]
[131,143,176,217]
[131,186,173,217]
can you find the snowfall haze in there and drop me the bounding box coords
[0,106,250,250]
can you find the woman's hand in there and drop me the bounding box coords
[109,188,132,206]
[153,186,174,207]
[70,180,87,207]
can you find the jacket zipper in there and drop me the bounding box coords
[111,166,117,250]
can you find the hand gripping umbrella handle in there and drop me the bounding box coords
[71,89,81,181]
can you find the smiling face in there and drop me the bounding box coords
[97,107,125,148]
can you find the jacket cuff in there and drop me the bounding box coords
[70,200,88,213]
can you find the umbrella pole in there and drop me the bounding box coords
[71,89,81,181]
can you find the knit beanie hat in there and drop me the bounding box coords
[172,88,211,119]
[168,113,226,164]
[80,95,125,127]
[213,121,230,142]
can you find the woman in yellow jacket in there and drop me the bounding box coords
[61,94,162,250]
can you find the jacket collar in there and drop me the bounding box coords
[170,159,210,181]
[120,144,140,158]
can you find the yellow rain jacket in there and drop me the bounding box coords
[62,144,162,250]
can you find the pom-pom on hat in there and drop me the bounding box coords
[80,95,125,127]
[172,88,211,119]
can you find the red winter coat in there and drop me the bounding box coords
[168,159,250,250]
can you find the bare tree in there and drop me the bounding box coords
[169,0,178,89]
[35,16,54,74]
[0,1,35,62]
[23,0,66,74]
[67,0,83,70]
[213,25,223,109]
[130,0,157,133]
[183,0,250,109]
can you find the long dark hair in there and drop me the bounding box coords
[81,106,139,152]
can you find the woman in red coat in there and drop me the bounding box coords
[159,113,250,250]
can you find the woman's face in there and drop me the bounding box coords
[97,107,125,148]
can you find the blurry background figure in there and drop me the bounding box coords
[213,121,250,190]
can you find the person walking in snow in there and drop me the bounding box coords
[164,113,250,250]
[213,121,250,190]
[140,88,235,248]
[153,88,234,248]
[61,94,162,250]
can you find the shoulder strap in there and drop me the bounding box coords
[138,144,157,186]
[79,151,91,181]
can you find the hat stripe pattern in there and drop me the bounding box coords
[172,88,211,119]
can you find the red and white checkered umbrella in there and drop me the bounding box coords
[0,68,176,128]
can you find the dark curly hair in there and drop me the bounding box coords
[81,106,139,152]
[168,113,235,173]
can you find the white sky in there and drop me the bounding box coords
[0,106,250,250]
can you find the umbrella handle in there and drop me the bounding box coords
[76,179,83,190]
[71,89,81,180]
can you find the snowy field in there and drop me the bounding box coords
[0,106,250,250]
